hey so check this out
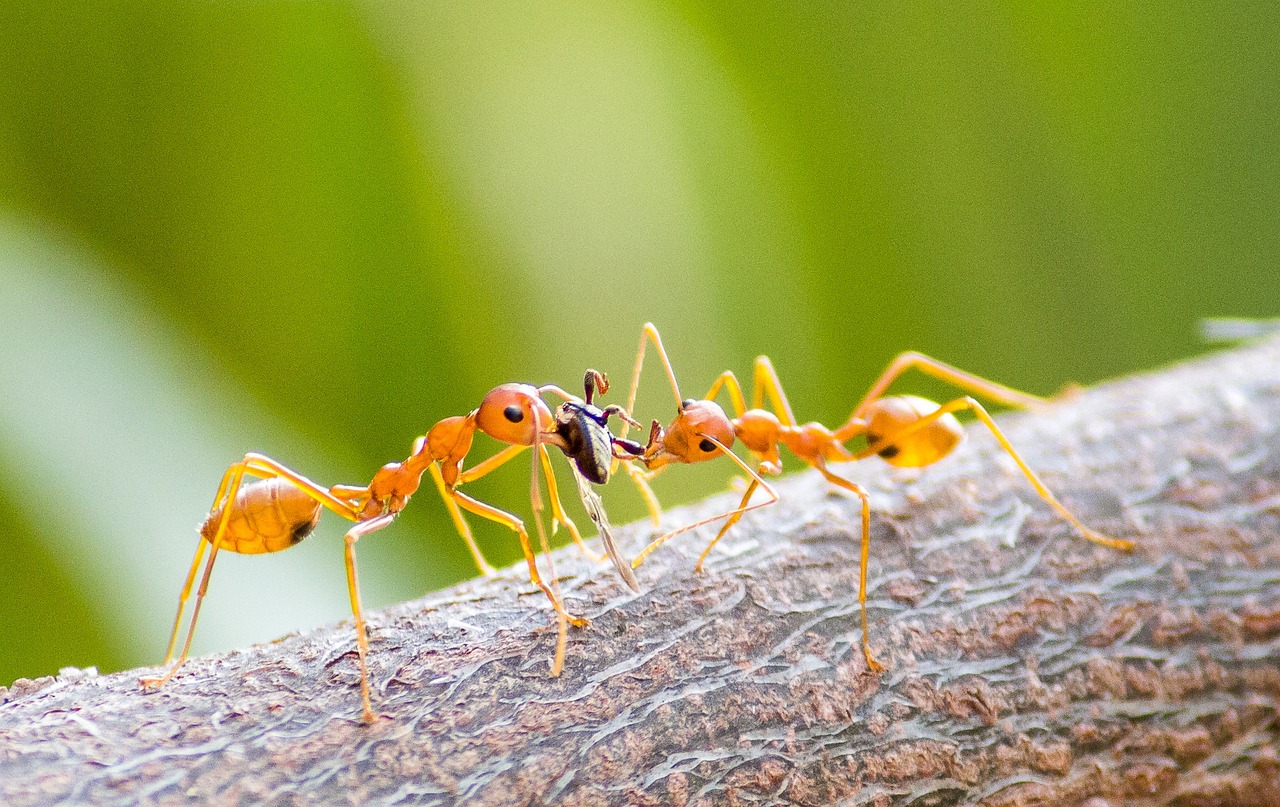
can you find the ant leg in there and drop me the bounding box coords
[427,463,497,576]
[143,455,362,690]
[622,323,686,447]
[623,461,666,526]
[343,512,398,723]
[448,489,590,629]
[141,539,223,690]
[150,460,260,680]
[159,534,209,666]
[141,461,247,689]
[841,352,1049,435]
[453,445,541,573]
[450,488,584,676]
[456,443,601,562]
[703,370,748,419]
[632,436,779,569]
[538,445,603,562]
[692,478,758,572]
[240,453,362,519]
[748,356,799,425]
[330,484,369,504]
[527,425,571,676]
[813,466,884,672]
[458,444,527,484]
[856,397,1133,551]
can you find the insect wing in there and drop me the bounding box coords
[571,464,640,592]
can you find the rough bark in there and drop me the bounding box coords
[2,339,1279,807]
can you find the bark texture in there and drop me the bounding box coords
[2,339,1279,807]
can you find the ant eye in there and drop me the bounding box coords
[681,399,695,410]
[503,405,524,423]
[699,438,717,453]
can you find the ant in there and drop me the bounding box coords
[617,323,1133,672]
[142,375,643,723]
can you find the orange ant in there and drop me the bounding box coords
[142,374,643,723]
[617,323,1133,671]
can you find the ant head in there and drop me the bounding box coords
[644,398,736,469]
[475,383,557,447]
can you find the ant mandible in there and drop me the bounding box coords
[142,375,642,723]
[617,323,1133,672]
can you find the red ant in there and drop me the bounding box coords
[618,323,1133,671]
[142,373,642,723]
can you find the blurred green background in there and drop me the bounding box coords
[0,3,1276,683]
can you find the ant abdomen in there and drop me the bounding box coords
[200,477,322,554]
[863,395,964,468]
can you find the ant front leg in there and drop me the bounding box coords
[702,370,748,419]
[537,445,603,562]
[447,489,587,673]
[748,356,799,425]
[631,436,779,570]
[622,458,666,527]
[450,493,585,623]
[453,443,604,563]
[444,442,592,628]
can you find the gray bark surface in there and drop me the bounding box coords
[2,339,1279,807]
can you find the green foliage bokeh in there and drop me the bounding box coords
[0,2,1276,682]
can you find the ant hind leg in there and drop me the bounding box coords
[814,466,884,672]
[855,397,1133,552]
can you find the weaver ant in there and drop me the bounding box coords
[618,323,1133,671]
[142,375,643,723]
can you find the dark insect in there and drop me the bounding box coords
[554,370,645,591]
[556,370,645,484]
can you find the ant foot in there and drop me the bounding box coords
[864,650,886,674]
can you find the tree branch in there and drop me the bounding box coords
[3,339,1279,806]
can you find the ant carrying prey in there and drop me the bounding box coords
[142,372,643,723]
